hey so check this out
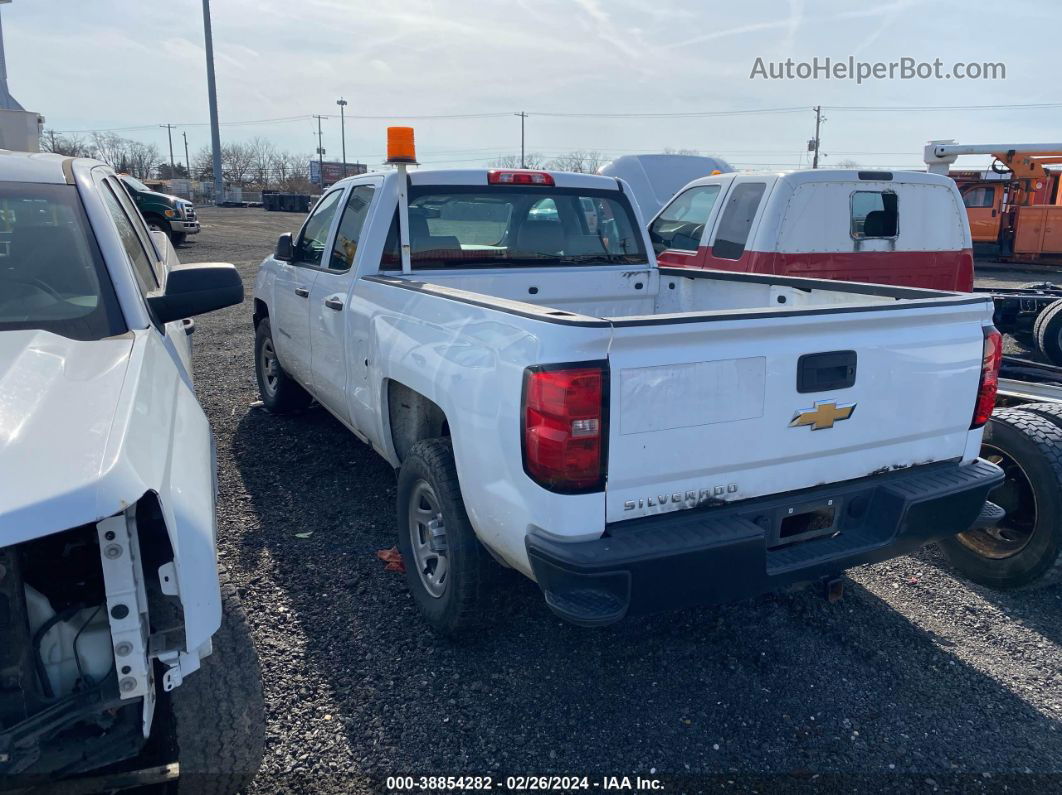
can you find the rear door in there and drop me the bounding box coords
[603,297,990,523]
[701,177,771,271]
[273,189,344,388]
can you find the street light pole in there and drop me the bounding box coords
[182,130,191,176]
[201,0,224,203]
[336,98,348,177]
[313,114,325,188]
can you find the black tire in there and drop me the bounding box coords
[171,232,187,247]
[254,318,312,413]
[169,567,265,794]
[1034,299,1062,366]
[939,409,1062,589]
[396,438,493,635]
[1018,401,1062,429]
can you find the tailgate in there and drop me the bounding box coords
[604,299,992,524]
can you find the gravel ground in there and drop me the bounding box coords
[181,208,1062,793]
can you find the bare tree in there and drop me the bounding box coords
[40,129,92,157]
[832,158,861,169]
[248,137,276,187]
[490,152,546,169]
[546,150,606,174]
[221,142,255,186]
[191,146,215,180]
[90,132,130,171]
[663,147,701,156]
[126,140,161,180]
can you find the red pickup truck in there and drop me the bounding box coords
[648,169,974,292]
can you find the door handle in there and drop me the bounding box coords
[294,287,309,297]
[324,297,344,311]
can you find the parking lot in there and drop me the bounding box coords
[182,207,1062,792]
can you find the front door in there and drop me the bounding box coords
[309,184,377,424]
[273,189,344,389]
[962,184,1002,244]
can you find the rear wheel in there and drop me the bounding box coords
[396,438,493,635]
[939,409,1062,589]
[254,318,312,413]
[1033,299,1062,366]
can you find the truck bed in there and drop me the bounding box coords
[375,264,979,324]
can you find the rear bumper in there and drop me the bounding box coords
[526,458,1003,626]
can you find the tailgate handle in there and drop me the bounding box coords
[797,350,857,393]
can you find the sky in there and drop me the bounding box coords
[3,0,1058,172]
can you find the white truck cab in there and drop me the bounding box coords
[253,153,1003,634]
[0,152,262,790]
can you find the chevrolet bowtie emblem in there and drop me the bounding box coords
[790,400,856,430]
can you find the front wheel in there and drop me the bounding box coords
[171,232,187,247]
[254,318,312,413]
[396,438,493,635]
[939,409,1062,589]
[167,567,265,794]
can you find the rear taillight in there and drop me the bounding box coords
[971,326,1003,429]
[522,363,607,493]
[488,170,555,186]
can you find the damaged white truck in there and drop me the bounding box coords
[0,153,262,791]
[252,150,1008,635]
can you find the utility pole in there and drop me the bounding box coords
[810,105,824,169]
[160,124,176,177]
[201,0,224,202]
[336,98,348,177]
[313,114,326,188]
[515,111,527,168]
[182,130,191,176]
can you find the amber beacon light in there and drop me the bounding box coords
[386,126,418,164]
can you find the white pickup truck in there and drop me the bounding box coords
[252,166,1005,634]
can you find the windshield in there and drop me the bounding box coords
[0,182,124,340]
[120,175,151,194]
[382,185,647,269]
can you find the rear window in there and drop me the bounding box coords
[381,185,646,269]
[712,182,766,260]
[851,190,898,238]
[0,182,124,340]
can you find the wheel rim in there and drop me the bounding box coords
[259,338,279,397]
[407,480,449,598]
[957,442,1037,559]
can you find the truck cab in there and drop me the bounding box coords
[649,169,974,292]
[118,174,200,246]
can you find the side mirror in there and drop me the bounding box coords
[275,233,294,262]
[148,262,244,325]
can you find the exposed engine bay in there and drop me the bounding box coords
[0,497,187,778]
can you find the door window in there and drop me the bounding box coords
[851,191,898,239]
[294,190,343,266]
[712,182,766,260]
[100,181,159,292]
[329,186,376,271]
[650,185,721,252]
[963,187,996,208]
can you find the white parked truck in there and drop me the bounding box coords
[0,151,262,790]
[252,164,1005,634]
